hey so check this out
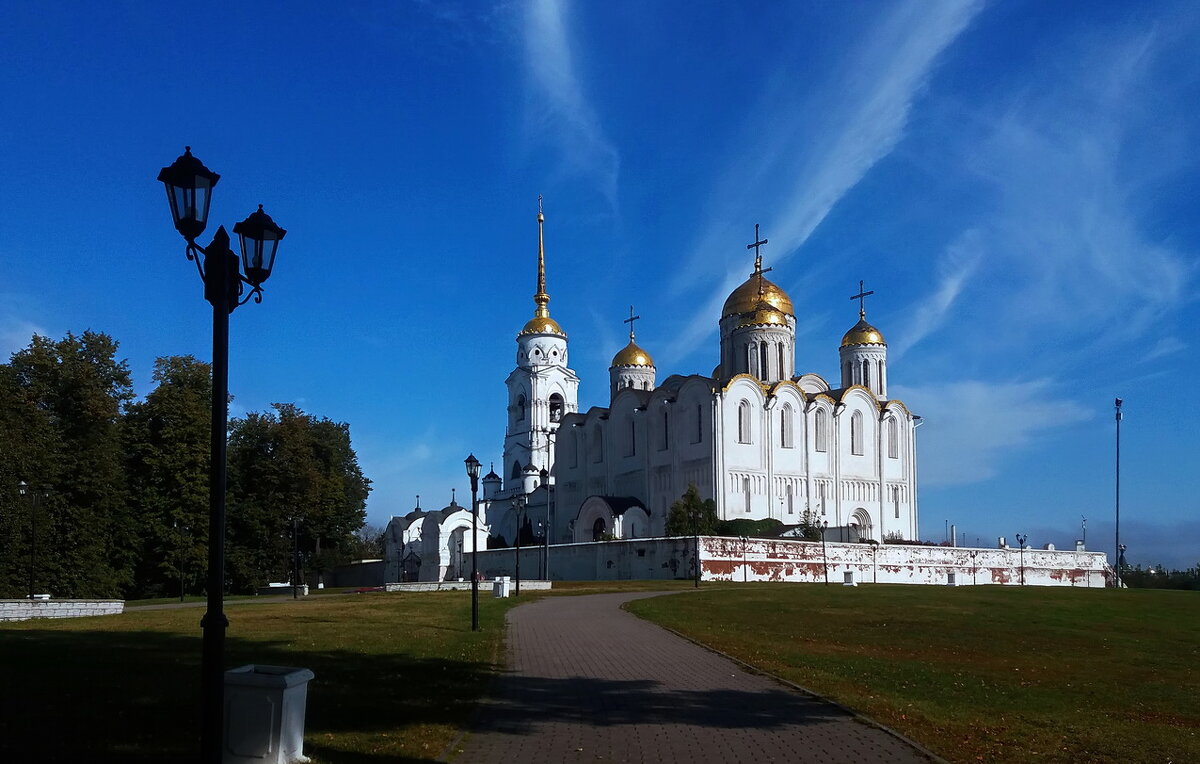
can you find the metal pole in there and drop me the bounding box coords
[1115,398,1122,588]
[200,247,235,764]
[515,505,522,597]
[28,491,37,599]
[292,518,300,600]
[178,521,186,603]
[821,522,829,585]
[470,478,479,632]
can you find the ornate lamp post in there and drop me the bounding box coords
[821,520,829,585]
[1015,533,1028,586]
[512,493,527,596]
[969,549,978,586]
[16,481,44,599]
[157,147,287,763]
[464,454,481,631]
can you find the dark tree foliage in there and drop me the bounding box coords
[226,403,371,592]
[1122,562,1200,591]
[0,332,134,597]
[123,356,212,599]
[665,483,720,537]
[715,518,785,538]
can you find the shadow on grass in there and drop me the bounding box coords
[0,626,489,764]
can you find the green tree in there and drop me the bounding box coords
[1,332,134,597]
[123,356,212,598]
[226,404,370,592]
[665,483,720,537]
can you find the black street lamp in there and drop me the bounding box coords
[539,467,552,581]
[175,519,188,603]
[821,520,829,586]
[291,517,301,600]
[970,549,978,586]
[464,454,481,632]
[1015,533,1028,586]
[157,147,287,763]
[513,493,527,596]
[16,482,46,599]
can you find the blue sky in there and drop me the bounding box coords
[1,1,1196,568]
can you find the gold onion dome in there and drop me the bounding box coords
[519,315,566,337]
[737,300,789,328]
[841,318,886,347]
[722,274,794,318]
[611,339,654,368]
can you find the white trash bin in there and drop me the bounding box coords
[224,664,315,764]
[492,576,511,598]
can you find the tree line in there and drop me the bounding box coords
[0,331,370,599]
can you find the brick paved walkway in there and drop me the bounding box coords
[452,591,934,763]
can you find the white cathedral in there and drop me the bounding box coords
[474,207,920,550]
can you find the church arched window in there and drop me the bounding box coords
[511,461,521,480]
[815,409,828,452]
[737,401,751,444]
[549,393,564,422]
[515,394,526,423]
[786,482,794,514]
[660,410,669,451]
[694,404,704,444]
[862,359,871,388]
[887,418,898,459]
[627,419,636,457]
[592,425,604,462]
[778,343,786,379]
[759,343,770,380]
[780,403,794,448]
[850,411,864,455]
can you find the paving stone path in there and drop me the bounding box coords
[452,591,935,763]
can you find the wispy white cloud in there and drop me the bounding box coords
[0,315,45,359]
[1142,337,1184,363]
[893,379,1089,486]
[663,0,984,365]
[920,22,1195,365]
[891,229,983,359]
[522,0,620,208]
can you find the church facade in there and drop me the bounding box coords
[482,207,919,548]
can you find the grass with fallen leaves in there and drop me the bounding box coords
[627,583,1200,763]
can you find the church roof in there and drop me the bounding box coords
[587,496,646,516]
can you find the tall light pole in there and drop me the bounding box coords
[1015,533,1028,586]
[464,454,481,632]
[157,147,287,763]
[513,493,527,596]
[16,481,41,599]
[821,520,829,585]
[291,517,301,600]
[1114,398,1123,588]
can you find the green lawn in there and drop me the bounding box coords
[627,584,1200,763]
[0,591,514,763]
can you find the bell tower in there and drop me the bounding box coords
[503,198,579,490]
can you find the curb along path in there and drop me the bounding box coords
[452,591,934,763]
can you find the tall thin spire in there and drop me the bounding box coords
[534,195,550,318]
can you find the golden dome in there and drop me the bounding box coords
[722,274,794,318]
[611,339,654,367]
[841,318,885,347]
[736,303,788,329]
[519,315,566,337]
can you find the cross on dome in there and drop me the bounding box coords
[624,305,641,340]
[851,279,875,319]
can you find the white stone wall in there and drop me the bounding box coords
[0,599,125,622]
[469,537,1110,588]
